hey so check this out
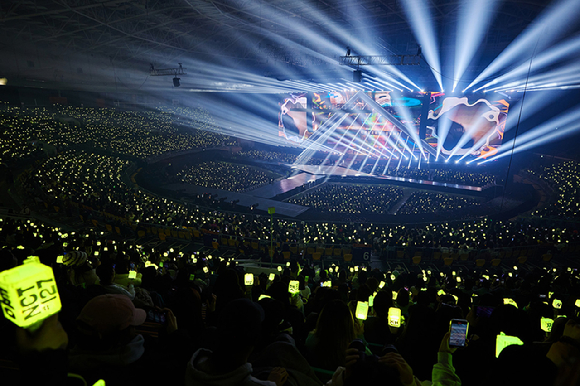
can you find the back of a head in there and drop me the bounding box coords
[309,300,355,370]
[96,262,115,284]
[396,288,410,307]
[217,298,264,352]
[490,344,556,386]
[0,248,17,273]
[373,291,392,319]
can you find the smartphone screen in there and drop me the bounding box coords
[475,306,494,318]
[449,319,468,348]
[147,310,166,324]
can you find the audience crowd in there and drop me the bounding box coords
[1,215,580,386]
[2,103,580,386]
[397,192,480,216]
[237,150,300,164]
[529,161,580,221]
[13,147,580,255]
[0,105,233,167]
[288,184,403,216]
[177,161,277,192]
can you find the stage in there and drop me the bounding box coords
[289,164,487,192]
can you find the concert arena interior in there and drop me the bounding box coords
[1,1,580,385]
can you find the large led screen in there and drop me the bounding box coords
[278,91,424,156]
[425,93,509,158]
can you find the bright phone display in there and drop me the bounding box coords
[449,319,469,348]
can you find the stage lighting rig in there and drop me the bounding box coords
[338,54,420,66]
[150,63,186,77]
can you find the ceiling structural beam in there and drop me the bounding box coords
[339,54,420,65]
[0,0,134,22]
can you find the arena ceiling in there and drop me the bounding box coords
[0,0,564,92]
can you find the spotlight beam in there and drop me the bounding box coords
[453,0,502,91]
[400,0,443,90]
[465,0,580,91]
[482,122,580,164]
[482,106,580,162]
[476,35,580,92]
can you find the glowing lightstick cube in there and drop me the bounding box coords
[203,266,209,273]
[503,298,518,308]
[277,266,282,272]
[322,281,331,287]
[269,273,275,281]
[379,281,385,288]
[355,301,369,320]
[0,256,61,329]
[388,307,401,328]
[245,273,254,286]
[575,299,580,308]
[496,332,523,358]
[392,291,397,300]
[541,317,554,332]
[128,270,137,279]
[552,299,562,309]
[289,280,300,294]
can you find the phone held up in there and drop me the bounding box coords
[449,319,469,348]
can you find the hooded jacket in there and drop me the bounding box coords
[185,348,276,386]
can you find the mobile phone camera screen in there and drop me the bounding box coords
[476,306,494,318]
[450,320,468,348]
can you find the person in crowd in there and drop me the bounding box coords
[96,261,136,300]
[185,298,289,386]
[304,299,360,371]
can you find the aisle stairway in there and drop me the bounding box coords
[388,189,414,215]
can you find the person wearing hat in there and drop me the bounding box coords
[185,298,289,386]
[63,251,99,287]
[68,294,147,385]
